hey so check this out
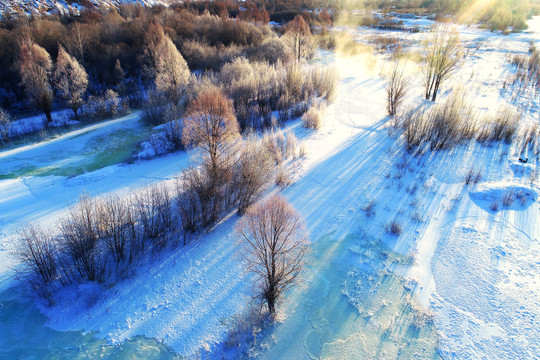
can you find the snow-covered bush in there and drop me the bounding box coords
[502,190,515,207]
[302,106,323,130]
[220,58,281,131]
[275,165,292,187]
[478,107,519,144]
[401,90,478,151]
[85,89,127,119]
[96,194,139,265]
[306,65,338,102]
[164,119,184,151]
[141,91,169,126]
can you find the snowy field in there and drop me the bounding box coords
[0,16,539,359]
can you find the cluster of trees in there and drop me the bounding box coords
[385,25,463,118]
[385,24,523,152]
[138,13,335,157]
[17,37,88,123]
[16,84,307,316]
[0,3,337,146]
[11,1,331,317]
[0,1,335,113]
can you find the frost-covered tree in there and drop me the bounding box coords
[0,107,12,145]
[147,25,190,104]
[236,195,308,316]
[54,45,88,119]
[284,15,314,64]
[183,86,239,172]
[18,37,54,124]
[423,26,463,102]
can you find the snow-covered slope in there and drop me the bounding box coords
[0,0,177,18]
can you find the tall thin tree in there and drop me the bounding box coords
[146,24,190,104]
[284,15,314,64]
[18,37,54,124]
[423,26,463,102]
[54,45,88,119]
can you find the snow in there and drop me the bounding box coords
[1,15,540,359]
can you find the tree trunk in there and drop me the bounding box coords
[44,109,53,125]
[431,79,441,102]
[266,292,275,315]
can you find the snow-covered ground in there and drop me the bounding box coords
[1,16,539,359]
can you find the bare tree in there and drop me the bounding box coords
[147,24,190,104]
[18,37,54,124]
[386,61,408,117]
[54,45,88,119]
[15,224,58,298]
[283,15,314,64]
[0,107,12,145]
[236,195,308,315]
[423,26,462,102]
[183,86,240,173]
[58,194,104,282]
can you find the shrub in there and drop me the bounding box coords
[386,62,408,117]
[307,65,338,102]
[97,194,136,264]
[464,168,482,185]
[85,89,126,119]
[15,224,58,299]
[502,190,515,207]
[362,200,376,217]
[58,194,105,283]
[401,89,478,151]
[141,92,183,126]
[164,119,184,151]
[246,37,287,64]
[134,185,174,250]
[276,165,292,187]
[478,107,519,144]
[385,219,402,235]
[285,131,298,159]
[234,136,274,214]
[302,106,323,130]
